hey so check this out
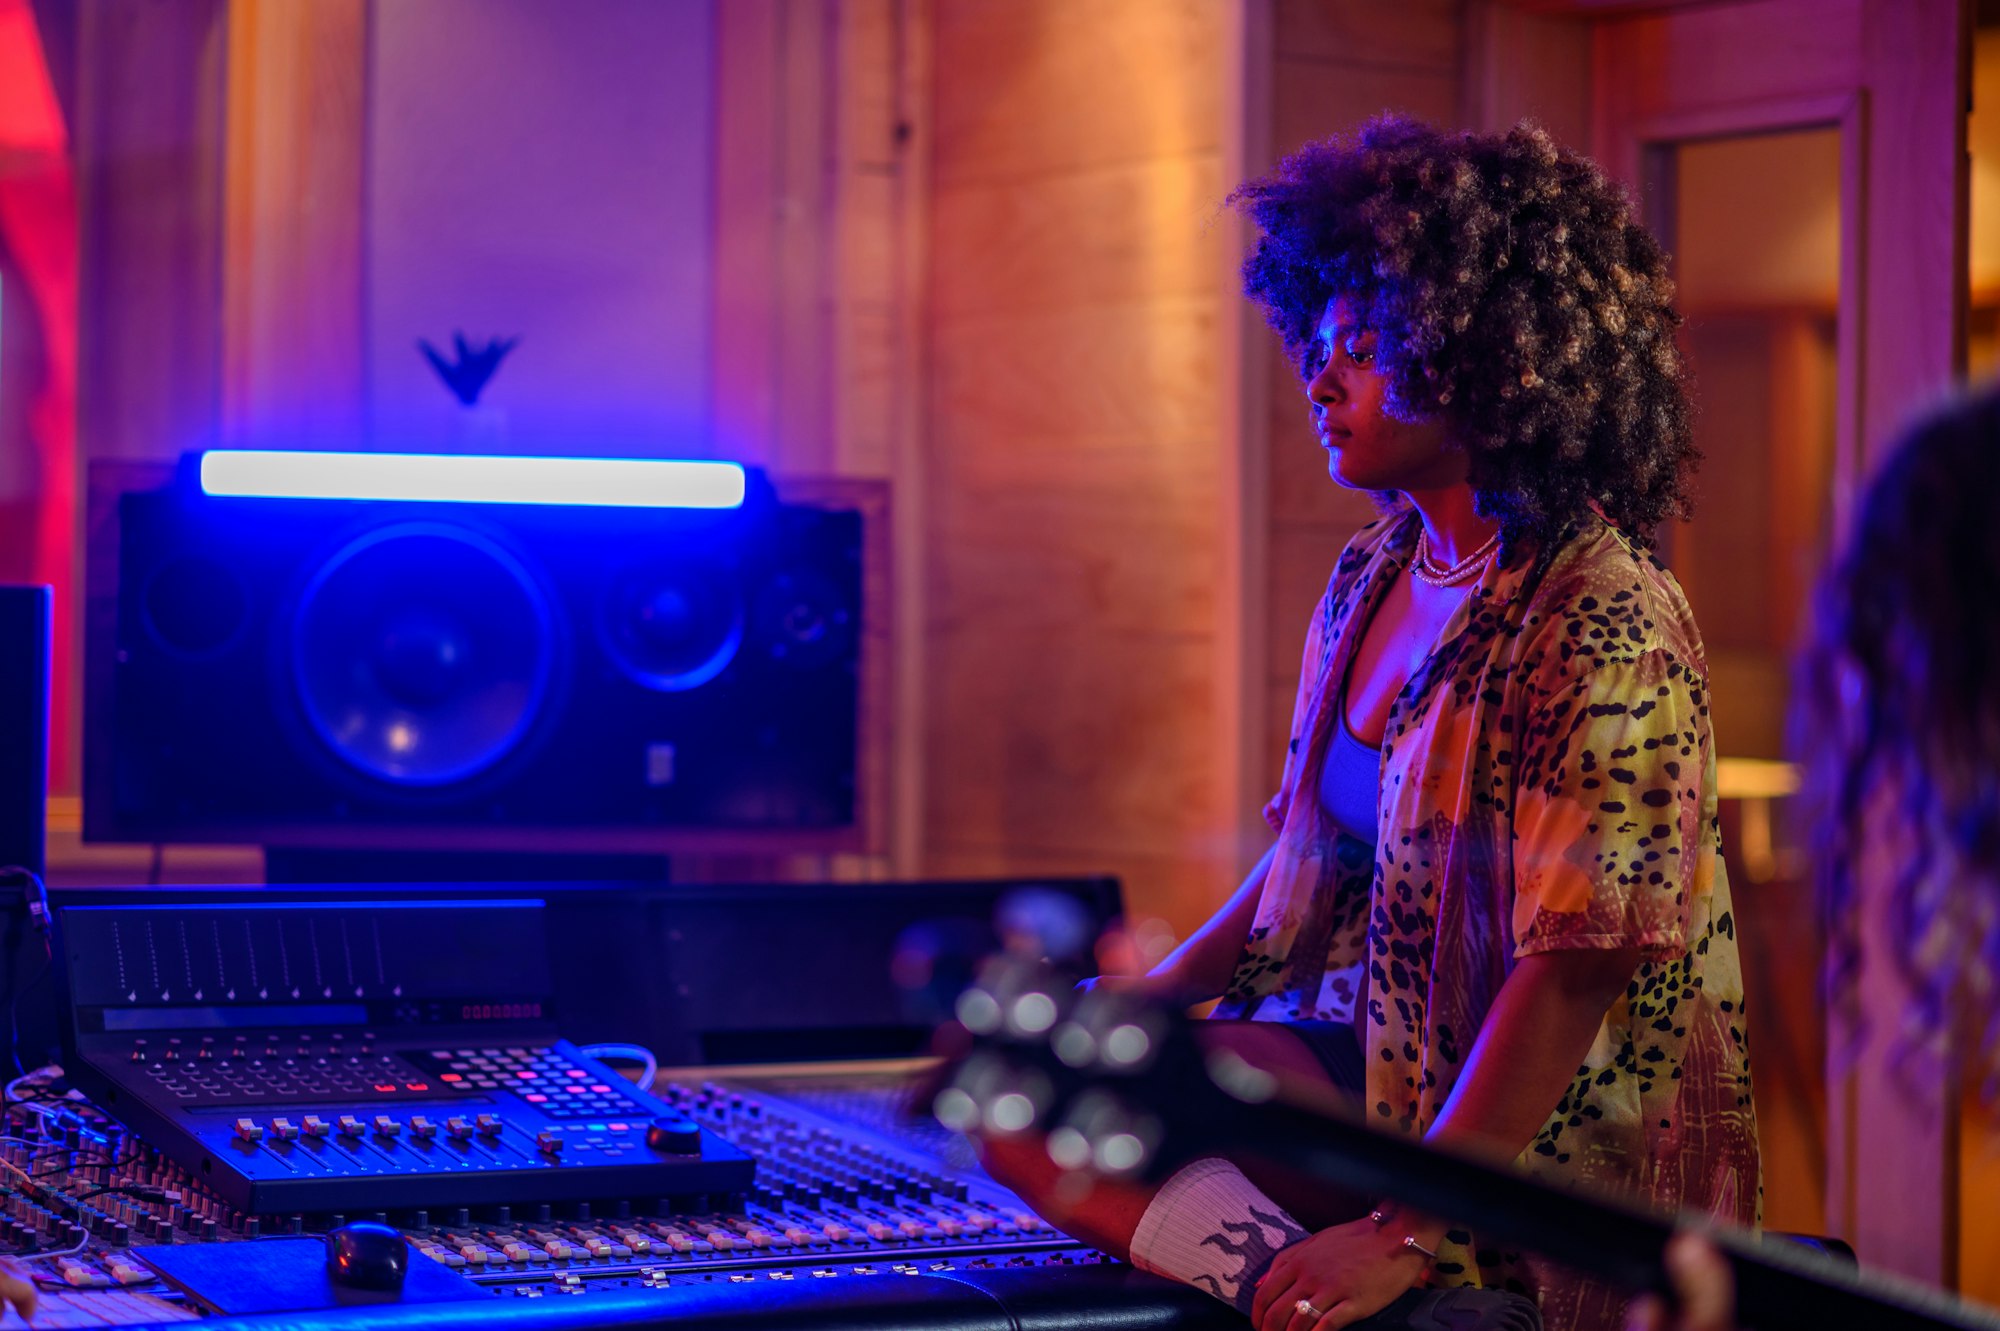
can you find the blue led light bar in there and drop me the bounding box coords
[197,451,747,509]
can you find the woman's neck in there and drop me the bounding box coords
[1404,483,1499,567]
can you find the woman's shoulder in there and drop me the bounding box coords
[1323,509,1416,596]
[1512,515,1706,685]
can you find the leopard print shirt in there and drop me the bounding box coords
[1214,510,1761,1331]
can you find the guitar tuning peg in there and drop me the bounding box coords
[980,1066,1055,1136]
[1001,981,1070,1041]
[933,1051,1010,1132]
[1067,989,1172,1074]
[1050,1017,1098,1069]
[955,983,1006,1036]
[958,955,1078,1042]
[1048,1088,1163,1179]
[932,1050,1057,1138]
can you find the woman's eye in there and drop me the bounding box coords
[1345,338,1375,365]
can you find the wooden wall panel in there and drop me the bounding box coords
[925,0,1239,943]
[220,0,365,446]
[710,0,922,871]
[1271,61,1461,159]
[1591,0,1864,132]
[930,160,1223,319]
[73,0,227,466]
[931,301,1221,441]
[1274,0,1462,69]
[931,1,1225,187]
[1463,0,1591,140]
[63,0,227,805]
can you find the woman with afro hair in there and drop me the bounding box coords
[981,117,1761,1331]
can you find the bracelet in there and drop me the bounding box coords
[1370,1207,1439,1261]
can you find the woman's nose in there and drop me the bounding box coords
[1308,360,1343,406]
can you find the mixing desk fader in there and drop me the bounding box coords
[54,894,753,1214]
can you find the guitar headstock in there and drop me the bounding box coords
[931,954,1280,1182]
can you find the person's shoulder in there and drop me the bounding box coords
[1325,509,1413,591]
[1516,515,1705,682]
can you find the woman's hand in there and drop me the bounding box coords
[0,1256,37,1323]
[1074,970,1197,1005]
[1247,1215,1439,1330]
[1624,1234,1736,1331]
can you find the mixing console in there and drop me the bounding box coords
[0,1061,1132,1324]
[57,898,754,1215]
[12,882,1237,1326]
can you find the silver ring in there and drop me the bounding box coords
[1295,1298,1323,1319]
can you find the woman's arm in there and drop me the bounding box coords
[1380,945,1644,1250]
[1091,843,1276,1005]
[1424,944,1643,1159]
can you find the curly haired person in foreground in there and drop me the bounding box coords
[1631,384,2000,1331]
[977,116,1760,1331]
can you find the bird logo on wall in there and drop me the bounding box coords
[418,332,519,406]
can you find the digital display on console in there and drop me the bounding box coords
[60,899,553,1013]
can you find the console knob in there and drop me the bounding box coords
[645,1115,701,1155]
[474,1113,503,1137]
[335,1115,365,1137]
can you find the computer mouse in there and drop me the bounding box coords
[324,1220,409,1292]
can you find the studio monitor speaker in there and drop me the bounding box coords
[85,462,876,854]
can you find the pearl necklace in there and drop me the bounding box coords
[1411,529,1501,588]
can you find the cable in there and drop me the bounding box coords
[72,1182,171,1204]
[14,1231,91,1262]
[584,1039,660,1087]
[2,1072,84,1140]
[29,1151,135,1180]
[0,1137,97,1261]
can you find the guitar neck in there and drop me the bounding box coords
[1225,1075,1998,1331]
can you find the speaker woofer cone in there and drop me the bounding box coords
[291,522,555,786]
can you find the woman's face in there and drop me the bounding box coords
[1304,297,1463,494]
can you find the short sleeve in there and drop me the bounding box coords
[1509,650,1709,961]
